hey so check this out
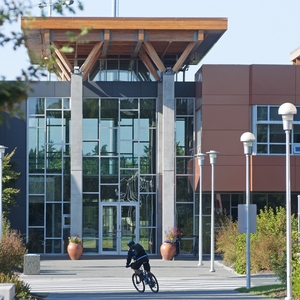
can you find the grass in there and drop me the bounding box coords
[236,284,286,298]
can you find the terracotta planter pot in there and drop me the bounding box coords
[67,242,83,260]
[160,242,176,260]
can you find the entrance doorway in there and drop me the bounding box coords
[100,203,138,255]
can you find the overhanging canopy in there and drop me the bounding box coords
[21,17,227,81]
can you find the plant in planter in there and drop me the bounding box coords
[67,235,83,260]
[160,226,182,260]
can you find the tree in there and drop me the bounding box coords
[0,0,84,116]
[2,148,21,217]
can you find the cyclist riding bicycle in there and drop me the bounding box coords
[125,240,152,283]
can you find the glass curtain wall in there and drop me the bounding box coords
[27,98,71,253]
[175,98,195,254]
[82,98,157,254]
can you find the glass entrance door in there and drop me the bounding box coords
[101,203,138,255]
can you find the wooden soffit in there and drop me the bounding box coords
[21,17,227,81]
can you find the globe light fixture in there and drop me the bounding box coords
[278,102,297,300]
[240,132,255,290]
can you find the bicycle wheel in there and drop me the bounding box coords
[132,273,145,293]
[148,273,159,293]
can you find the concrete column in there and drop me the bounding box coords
[70,71,83,238]
[160,73,175,241]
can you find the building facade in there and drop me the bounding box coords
[3,17,299,256]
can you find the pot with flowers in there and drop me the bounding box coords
[67,235,83,260]
[160,226,182,260]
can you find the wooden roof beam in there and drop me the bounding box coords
[172,42,196,73]
[55,58,71,81]
[132,30,144,57]
[51,42,72,74]
[143,42,166,73]
[101,30,110,57]
[139,51,160,81]
[80,41,103,80]
[172,31,204,73]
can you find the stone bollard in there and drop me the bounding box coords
[23,254,40,275]
[0,283,15,300]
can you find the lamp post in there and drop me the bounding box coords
[196,152,206,266]
[278,102,297,300]
[206,150,219,272]
[112,0,119,17]
[240,132,256,290]
[0,145,7,242]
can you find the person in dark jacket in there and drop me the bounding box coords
[125,240,151,279]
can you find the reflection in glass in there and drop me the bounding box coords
[83,176,99,192]
[83,119,98,140]
[29,175,44,194]
[100,128,118,155]
[120,98,138,109]
[46,111,62,144]
[176,203,193,237]
[102,206,117,251]
[46,203,62,237]
[176,98,194,115]
[257,124,267,143]
[28,98,45,115]
[83,142,99,156]
[257,106,267,121]
[29,196,44,226]
[46,98,62,109]
[121,205,137,251]
[46,175,62,201]
[139,227,156,254]
[46,146,62,173]
[83,195,99,246]
[120,171,139,202]
[270,106,281,121]
[294,124,300,143]
[140,99,156,127]
[46,239,61,253]
[100,157,119,183]
[176,117,193,156]
[270,124,285,143]
[63,175,70,201]
[28,127,44,173]
[176,176,193,202]
[100,99,118,127]
[27,228,44,253]
[83,157,99,175]
[139,194,156,227]
[101,185,118,202]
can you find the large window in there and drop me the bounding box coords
[82,97,157,253]
[175,98,195,254]
[27,97,71,254]
[252,105,300,155]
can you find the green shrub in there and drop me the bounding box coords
[0,230,26,274]
[216,206,298,275]
[0,272,31,299]
[292,249,300,299]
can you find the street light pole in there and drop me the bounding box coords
[0,145,7,242]
[240,132,256,290]
[206,150,219,272]
[196,153,206,266]
[278,102,297,300]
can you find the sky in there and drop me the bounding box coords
[1,0,300,81]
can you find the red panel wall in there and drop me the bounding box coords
[198,64,300,193]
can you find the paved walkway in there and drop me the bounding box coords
[19,255,281,299]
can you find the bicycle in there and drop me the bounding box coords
[129,263,159,293]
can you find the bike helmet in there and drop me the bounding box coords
[127,240,135,247]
